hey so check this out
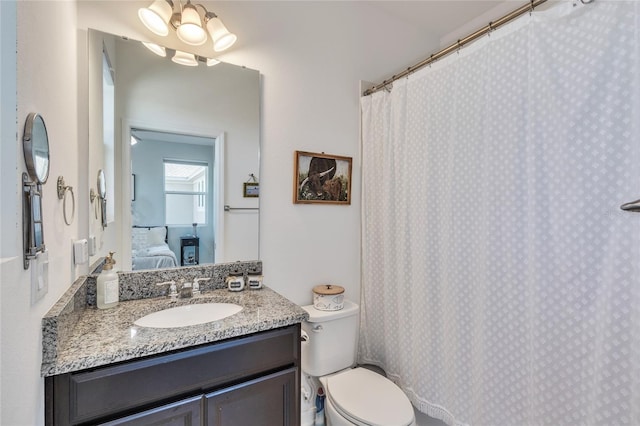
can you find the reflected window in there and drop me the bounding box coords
[102,47,115,222]
[164,160,208,225]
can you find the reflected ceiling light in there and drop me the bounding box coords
[139,42,222,67]
[172,50,199,67]
[138,0,237,51]
[142,41,167,57]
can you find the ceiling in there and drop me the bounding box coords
[131,129,215,146]
[105,1,516,65]
[368,1,506,42]
[180,1,515,57]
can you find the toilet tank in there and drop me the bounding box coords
[301,300,359,377]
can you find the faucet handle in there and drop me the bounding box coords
[156,280,177,298]
[193,277,211,295]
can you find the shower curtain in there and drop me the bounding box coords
[360,2,640,425]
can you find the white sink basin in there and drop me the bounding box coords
[134,303,242,328]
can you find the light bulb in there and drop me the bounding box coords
[138,0,173,36]
[172,50,198,67]
[205,17,237,52]
[176,3,207,46]
[141,41,167,57]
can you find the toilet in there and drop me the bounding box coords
[301,300,416,426]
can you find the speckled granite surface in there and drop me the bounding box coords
[41,261,307,377]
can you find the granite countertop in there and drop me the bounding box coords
[42,286,308,377]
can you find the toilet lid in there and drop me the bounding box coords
[325,368,414,426]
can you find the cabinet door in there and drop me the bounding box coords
[206,368,297,426]
[100,396,202,426]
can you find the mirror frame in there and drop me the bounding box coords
[23,112,50,184]
[22,112,50,269]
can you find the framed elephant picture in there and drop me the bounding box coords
[294,150,352,204]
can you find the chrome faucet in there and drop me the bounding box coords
[156,280,178,298]
[179,281,193,298]
[193,277,211,296]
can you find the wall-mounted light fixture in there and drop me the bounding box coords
[138,0,237,52]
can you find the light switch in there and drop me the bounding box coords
[31,250,49,304]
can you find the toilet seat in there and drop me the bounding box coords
[324,368,415,426]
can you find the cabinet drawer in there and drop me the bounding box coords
[48,325,300,425]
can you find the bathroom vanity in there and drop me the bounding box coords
[41,263,308,425]
[46,325,299,425]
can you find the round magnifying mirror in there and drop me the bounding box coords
[23,113,50,184]
[97,169,106,198]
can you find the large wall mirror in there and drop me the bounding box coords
[87,29,260,271]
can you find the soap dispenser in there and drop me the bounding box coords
[97,252,119,309]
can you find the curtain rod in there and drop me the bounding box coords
[363,0,551,96]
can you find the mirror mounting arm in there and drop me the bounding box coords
[22,173,45,269]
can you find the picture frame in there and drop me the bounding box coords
[294,150,352,205]
[244,182,259,198]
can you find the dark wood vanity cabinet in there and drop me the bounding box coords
[45,324,301,426]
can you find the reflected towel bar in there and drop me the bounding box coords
[224,205,259,211]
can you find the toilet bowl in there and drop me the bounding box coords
[301,301,416,426]
[320,368,416,426]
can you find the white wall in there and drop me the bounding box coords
[0,3,17,423]
[0,1,442,422]
[216,2,440,305]
[1,1,81,425]
[78,0,441,305]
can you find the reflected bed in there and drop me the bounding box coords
[131,226,178,270]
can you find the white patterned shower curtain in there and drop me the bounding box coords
[360,2,640,425]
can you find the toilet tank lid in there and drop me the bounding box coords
[302,300,359,322]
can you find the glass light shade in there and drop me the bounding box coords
[206,58,221,67]
[206,17,237,52]
[138,0,173,36]
[172,50,198,67]
[141,41,167,57]
[176,4,207,46]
